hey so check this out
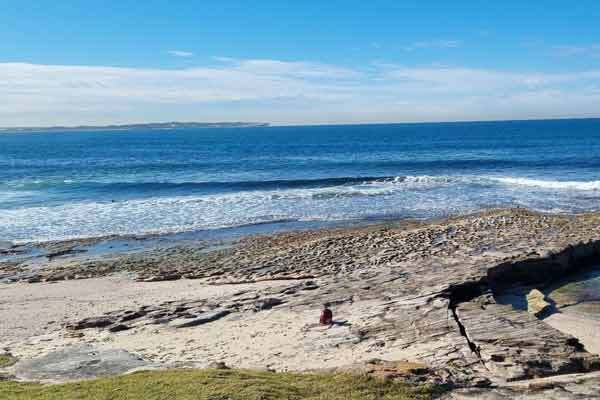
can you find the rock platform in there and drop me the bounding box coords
[3,209,600,398]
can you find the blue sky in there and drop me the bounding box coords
[1,1,599,126]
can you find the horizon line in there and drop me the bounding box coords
[2,115,600,132]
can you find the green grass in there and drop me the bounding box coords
[0,369,437,400]
[0,355,16,368]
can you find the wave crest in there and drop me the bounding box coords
[492,177,600,191]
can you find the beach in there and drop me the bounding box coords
[3,208,600,398]
[3,120,600,397]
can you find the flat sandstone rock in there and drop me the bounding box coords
[11,345,149,382]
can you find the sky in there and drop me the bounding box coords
[1,1,600,126]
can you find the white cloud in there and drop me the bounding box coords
[216,57,363,79]
[0,59,599,126]
[168,50,194,57]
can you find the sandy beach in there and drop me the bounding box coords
[3,209,600,398]
[1,277,400,372]
[544,311,600,354]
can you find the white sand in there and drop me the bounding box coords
[544,311,600,355]
[1,277,281,343]
[1,277,409,372]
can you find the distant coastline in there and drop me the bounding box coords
[0,121,269,133]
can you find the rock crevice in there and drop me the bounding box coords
[449,306,487,370]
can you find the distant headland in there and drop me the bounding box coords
[0,122,269,133]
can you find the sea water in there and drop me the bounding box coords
[1,119,600,243]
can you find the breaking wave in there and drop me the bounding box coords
[492,177,600,191]
[3,174,600,243]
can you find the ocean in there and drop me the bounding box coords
[1,118,600,243]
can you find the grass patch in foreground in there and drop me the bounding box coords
[0,369,437,400]
[0,355,17,368]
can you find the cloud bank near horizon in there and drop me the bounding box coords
[1,58,600,126]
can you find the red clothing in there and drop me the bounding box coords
[320,308,333,325]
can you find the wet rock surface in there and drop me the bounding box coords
[3,209,600,397]
[3,208,600,286]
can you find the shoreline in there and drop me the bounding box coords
[3,212,429,248]
[0,206,579,258]
[3,207,600,398]
[1,213,435,281]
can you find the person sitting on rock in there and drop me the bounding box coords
[320,303,333,326]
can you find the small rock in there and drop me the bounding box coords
[64,331,84,338]
[253,298,284,311]
[44,272,70,282]
[170,310,230,328]
[526,289,552,317]
[108,324,131,333]
[67,317,114,330]
[139,273,182,282]
[302,281,319,290]
[207,361,230,370]
[120,311,147,322]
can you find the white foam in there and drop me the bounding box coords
[390,175,456,184]
[2,174,600,243]
[492,177,600,191]
[0,180,467,243]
